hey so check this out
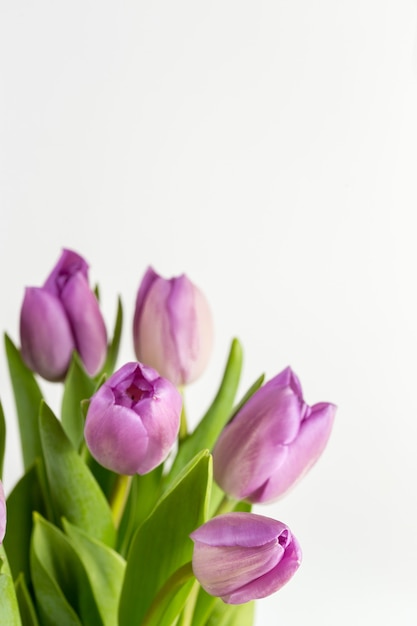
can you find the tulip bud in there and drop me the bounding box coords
[0,480,6,544]
[133,267,213,386]
[213,367,336,503]
[20,249,107,381]
[190,512,301,604]
[84,362,182,475]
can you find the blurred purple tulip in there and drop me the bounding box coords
[190,512,301,604]
[213,367,336,503]
[0,480,6,544]
[20,249,107,381]
[84,362,182,475]
[133,267,213,386]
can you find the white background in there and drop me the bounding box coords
[1,1,417,624]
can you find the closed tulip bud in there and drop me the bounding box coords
[133,267,213,386]
[20,249,107,381]
[190,512,301,604]
[84,362,182,475]
[213,367,336,503]
[0,480,6,544]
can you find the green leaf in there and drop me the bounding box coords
[206,600,255,626]
[0,400,6,479]
[117,465,163,557]
[30,515,102,626]
[4,334,43,470]
[119,450,212,626]
[61,353,96,450]
[168,339,243,481]
[39,402,115,547]
[0,547,22,626]
[62,519,126,626]
[4,462,47,583]
[84,453,118,503]
[15,573,40,626]
[101,296,123,377]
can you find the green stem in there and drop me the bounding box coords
[141,561,194,626]
[179,387,188,441]
[109,474,132,528]
[177,580,200,626]
[214,494,237,517]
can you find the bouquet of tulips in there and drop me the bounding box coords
[0,249,336,626]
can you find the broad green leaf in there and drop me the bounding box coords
[100,296,123,377]
[117,465,163,557]
[4,462,47,583]
[140,569,195,626]
[39,402,115,546]
[84,453,118,503]
[206,600,255,626]
[30,515,102,626]
[119,450,212,626]
[61,353,96,450]
[0,547,22,626]
[63,519,126,626]
[15,573,40,626]
[0,399,6,479]
[168,339,243,481]
[4,334,43,469]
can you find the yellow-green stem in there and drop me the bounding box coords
[179,387,188,441]
[177,580,200,626]
[214,494,237,517]
[141,561,194,626]
[109,474,132,528]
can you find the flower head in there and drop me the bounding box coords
[84,362,182,475]
[20,249,107,381]
[213,367,336,503]
[133,267,213,386]
[190,512,301,604]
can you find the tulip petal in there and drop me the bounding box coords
[213,366,336,504]
[84,362,182,475]
[190,512,288,548]
[168,277,213,384]
[132,266,159,358]
[43,248,89,297]
[257,402,336,502]
[224,534,302,604]
[213,386,301,500]
[133,269,213,386]
[192,539,283,598]
[20,287,74,381]
[190,513,301,605]
[135,375,182,474]
[85,401,149,475]
[137,276,197,386]
[60,272,107,376]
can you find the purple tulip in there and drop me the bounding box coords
[0,480,6,544]
[213,367,336,503]
[133,267,213,386]
[84,362,182,475]
[20,249,107,381]
[190,512,301,604]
